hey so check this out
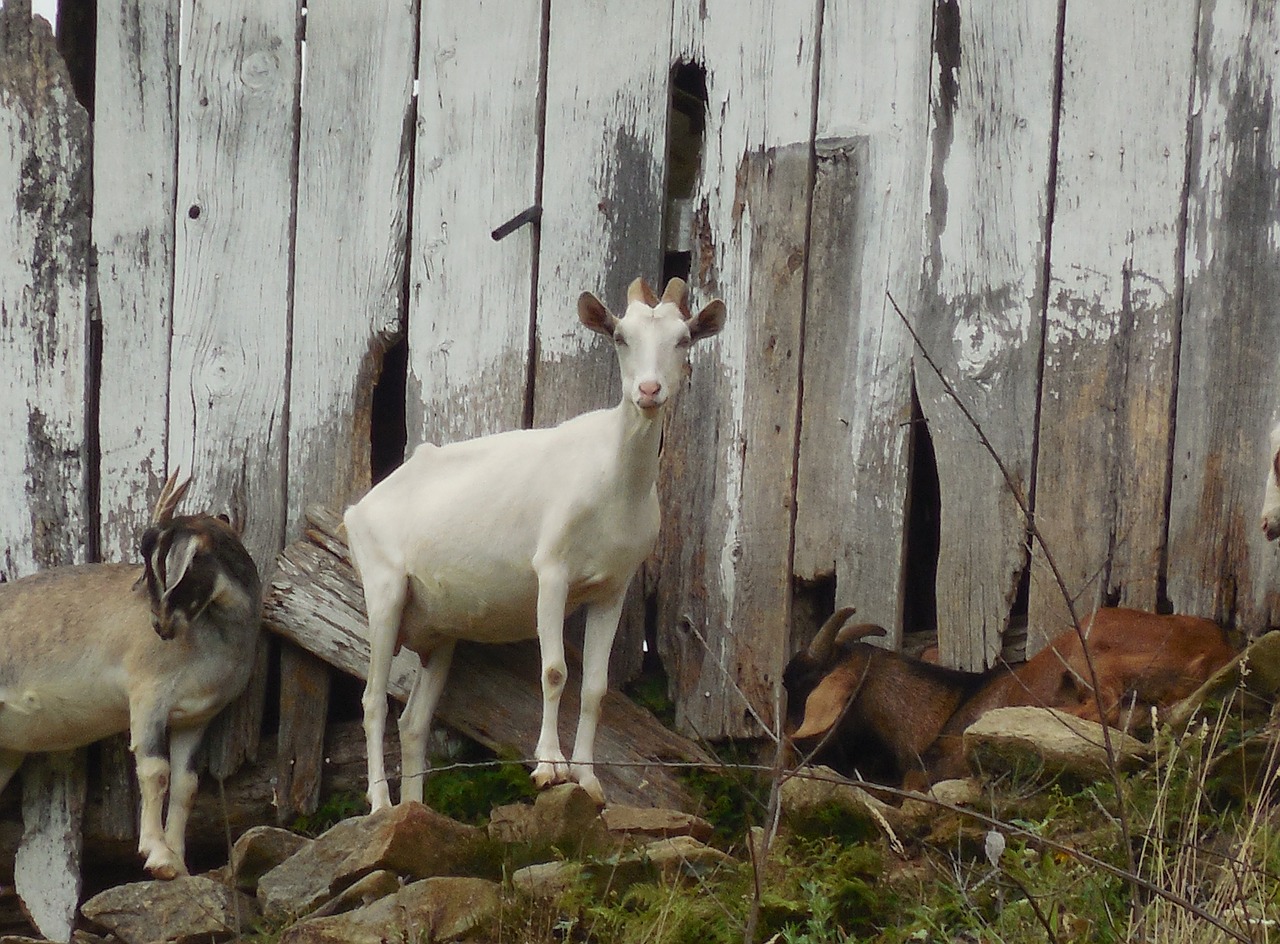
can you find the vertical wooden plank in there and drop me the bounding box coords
[274,645,331,823]
[793,1,933,650]
[93,0,178,560]
[1029,0,1196,647]
[0,0,91,579]
[15,751,85,944]
[532,0,671,429]
[1167,0,1280,630]
[171,0,300,772]
[915,0,1059,668]
[409,0,541,445]
[287,0,415,530]
[655,0,818,739]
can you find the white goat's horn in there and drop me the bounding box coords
[661,277,691,316]
[627,277,658,306]
[152,470,192,525]
[807,605,857,662]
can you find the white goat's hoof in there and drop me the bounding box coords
[368,788,392,813]
[142,846,187,880]
[531,759,570,789]
[571,766,605,804]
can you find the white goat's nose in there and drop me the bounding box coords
[639,381,661,397]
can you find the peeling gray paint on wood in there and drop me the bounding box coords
[916,0,1058,670]
[16,751,84,943]
[0,0,91,579]
[287,0,415,535]
[170,0,301,776]
[794,0,934,653]
[1029,0,1197,649]
[408,0,541,447]
[1167,0,1280,632]
[93,0,177,563]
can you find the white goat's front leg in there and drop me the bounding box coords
[531,564,571,789]
[397,641,456,806]
[570,592,627,803]
[131,710,184,878]
[360,573,408,812]
[160,725,205,878]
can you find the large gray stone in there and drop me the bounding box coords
[80,876,258,944]
[964,707,1146,780]
[278,876,500,944]
[257,803,481,923]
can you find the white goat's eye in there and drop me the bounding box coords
[676,335,692,349]
[614,334,627,347]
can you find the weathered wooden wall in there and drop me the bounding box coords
[4,0,1280,770]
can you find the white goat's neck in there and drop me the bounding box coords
[608,399,665,494]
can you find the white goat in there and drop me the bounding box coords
[1262,422,1280,540]
[0,474,262,878]
[345,276,726,809]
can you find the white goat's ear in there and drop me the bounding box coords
[161,532,201,599]
[627,277,659,307]
[686,298,726,342]
[792,661,861,739]
[578,292,618,337]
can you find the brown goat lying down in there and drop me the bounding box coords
[784,606,1236,788]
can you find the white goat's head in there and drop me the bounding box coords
[1263,424,1280,541]
[578,277,726,414]
[140,472,260,639]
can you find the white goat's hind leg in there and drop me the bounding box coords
[570,593,626,803]
[159,725,205,878]
[398,641,456,806]
[531,566,571,789]
[359,571,408,812]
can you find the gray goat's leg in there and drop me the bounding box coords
[161,725,205,876]
[131,710,182,878]
[397,641,456,806]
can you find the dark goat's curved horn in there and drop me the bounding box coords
[151,470,192,525]
[807,605,858,662]
[835,622,889,645]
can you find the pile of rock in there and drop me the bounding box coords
[40,785,720,944]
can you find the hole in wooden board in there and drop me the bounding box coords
[663,61,708,285]
[902,379,940,643]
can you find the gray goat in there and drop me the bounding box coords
[0,474,261,878]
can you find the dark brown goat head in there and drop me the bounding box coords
[783,606,887,736]
[140,472,260,640]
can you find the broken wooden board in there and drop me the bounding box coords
[262,507,713,812]
[15,751,85,944]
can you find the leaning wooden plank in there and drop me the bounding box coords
[15,751,85,944]
[93,0,178,560]
[287,0,415,532]
[914,0,1059,669]
[409,0,541,444]
[262,526,711,812]
[170,0,301,773]
[1028,1,1197,647]
[0,0,91,579]
[1166,0,1280,629]
[792,1,933,651]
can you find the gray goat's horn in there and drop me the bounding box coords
[807,605,858,662]
[835,622,889,645]
[152,470,192,525]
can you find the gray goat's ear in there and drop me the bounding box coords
[686,298,726,342]
[791,661,861,739]
[161,532,201,599]
[578,292,618,337]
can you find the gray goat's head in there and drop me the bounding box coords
[139,473,260,640]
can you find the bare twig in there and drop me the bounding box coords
[885,290,1138,880]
